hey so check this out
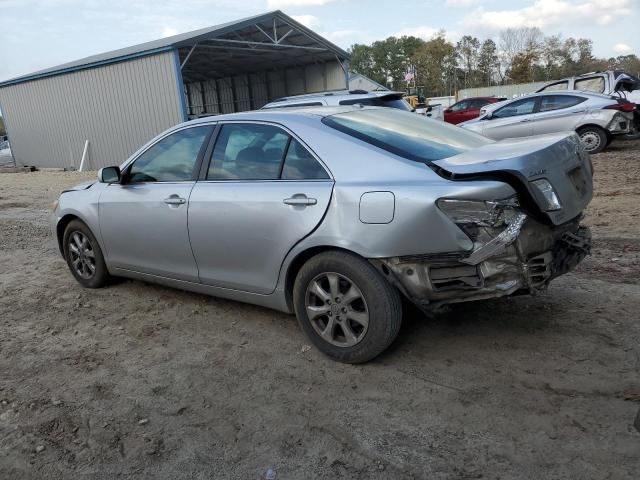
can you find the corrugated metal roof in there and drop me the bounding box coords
[0,10,350,88]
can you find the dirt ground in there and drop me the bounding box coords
[1,140,639,480]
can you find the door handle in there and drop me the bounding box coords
[571,109,586,113]
[519,118,531,123]
[283,195,317,206]
[164,195,186,205]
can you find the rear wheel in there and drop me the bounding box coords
[577,126,607,154]
[293,251,402,363]
[63,220,111,288]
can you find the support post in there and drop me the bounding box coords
[79,140,89,172]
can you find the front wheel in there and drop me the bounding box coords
[577,126,608,154]
[293,251,402,363]
[63,220,111,288]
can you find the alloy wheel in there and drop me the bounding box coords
[305,272,369,347]
[68,231,96,279]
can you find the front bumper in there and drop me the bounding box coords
[372,216,591,310]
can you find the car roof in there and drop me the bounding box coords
[183,105,370,126]
[262,89,404,106]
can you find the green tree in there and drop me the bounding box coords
[456,35,481,88]
[0,116,5,137]
[477,39,499,86]
[413,31,458,96]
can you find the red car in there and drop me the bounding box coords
[444,96,506,125]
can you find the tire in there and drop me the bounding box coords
[577,126,607,154]
[63,219,111,288]
[293,251,402,363]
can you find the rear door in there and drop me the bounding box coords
[531,95,587,136]
[188,122,334,294]
[482,97,538,140]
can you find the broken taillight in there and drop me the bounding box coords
[604,102,636,113]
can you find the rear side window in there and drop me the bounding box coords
[541,81,569,92]
[322,108,492,163]
[339,95,412,112]
[539,95,586,112]
[575,77,605,93]
[282,139,330,180]
[207,123,329,180]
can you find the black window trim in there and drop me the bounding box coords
[198,120,333,182]
[119,123,215,185]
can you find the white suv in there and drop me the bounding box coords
[262,90,413,111]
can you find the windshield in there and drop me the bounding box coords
[322,108,493,163]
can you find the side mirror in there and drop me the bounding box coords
[484,111,493,120]
[444,108,452,114]
[98,166,121,183]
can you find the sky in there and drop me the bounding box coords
[0,0,638,82]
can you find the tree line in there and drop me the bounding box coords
[0,116,5,137]
[349,27,640,97]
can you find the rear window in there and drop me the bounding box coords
[339,95,413,112]
[322,108,492,163]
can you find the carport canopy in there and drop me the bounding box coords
[174,11,349,83]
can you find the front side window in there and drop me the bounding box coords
[322,108,492,164]
[539,95,586,112]
[493,98,537,118]
[541,81,569,92]
[128,126,210,183]
[449,100,471,112]
[207,123,329,180]
[575,77,605,93]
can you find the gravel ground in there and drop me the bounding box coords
[1,141,639,479]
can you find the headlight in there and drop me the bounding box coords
[437,197,519,227]
[530,179,561,211]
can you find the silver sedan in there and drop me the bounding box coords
[52,107,593,363]
[461,91,635,153]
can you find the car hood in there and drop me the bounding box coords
[63,180,95,193]
[432,132,593,226]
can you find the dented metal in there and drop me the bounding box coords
[373,214,591,311]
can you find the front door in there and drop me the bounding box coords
[188,122,334,294]
[99,125,212,282]
[482,97,538,140]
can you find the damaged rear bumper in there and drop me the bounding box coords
[372,216,591,309]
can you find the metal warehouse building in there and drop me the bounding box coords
[0,10,350,169]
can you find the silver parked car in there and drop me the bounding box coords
[52,107,592,363]
[462,91,635,153]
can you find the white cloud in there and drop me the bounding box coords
[446,0,478,6]
[267,0,335,7]
[612,43,632,54]
[161,26,179,37]
[393,26,459,43]
[462,0,633,30]
[394,26,439,40]
[291,14,319,28]
[319,29,364,44]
